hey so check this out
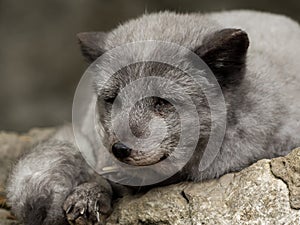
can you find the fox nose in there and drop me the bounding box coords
[112,142,132,159]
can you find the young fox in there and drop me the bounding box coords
[7,10,300,225]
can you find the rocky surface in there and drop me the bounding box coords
[107,151,300,225]
[0,129,300,225]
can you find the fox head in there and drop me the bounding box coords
[77,12,249,168]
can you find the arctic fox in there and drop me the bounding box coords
[7,10,300,225]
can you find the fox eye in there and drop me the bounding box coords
[154,97,172,113]
[104,97,116,104]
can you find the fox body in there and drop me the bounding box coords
[7,10,300,225]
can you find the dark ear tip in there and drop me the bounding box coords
[232,29,249,43]
[231,28,247,35]
[76,32,85,41]
[221,28,249,51]
[225,28,248,39]
[76,32,97,42]
[76,32,107,63]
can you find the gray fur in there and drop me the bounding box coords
[7,10,300,224]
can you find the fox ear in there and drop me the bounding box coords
[195,29,249,86]
[77,32,107,62]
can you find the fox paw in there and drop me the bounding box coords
[63,182,112,225]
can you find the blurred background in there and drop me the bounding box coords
[0,0,299,132]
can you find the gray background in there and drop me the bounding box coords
[1,0,299,132]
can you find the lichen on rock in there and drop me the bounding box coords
[271,148,300,209]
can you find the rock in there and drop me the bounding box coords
[0,129,299,225]
[0,209,16,221]
[107,150,300,225]
[0,128,55,186]
[271,149,300,209]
